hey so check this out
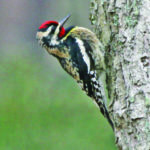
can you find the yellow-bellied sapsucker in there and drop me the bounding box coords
[36,15,114,129]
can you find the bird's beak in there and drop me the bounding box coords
[59,14,71,27]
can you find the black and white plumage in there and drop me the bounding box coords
[36,15,114,129]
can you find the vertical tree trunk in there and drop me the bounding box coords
[90,0,150,149]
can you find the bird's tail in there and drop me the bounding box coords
[90,71,114,130]
[99,103,114,130]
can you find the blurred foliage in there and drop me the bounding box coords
[0,1,116,149]
[0,55,116,150]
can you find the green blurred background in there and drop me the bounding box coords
[0,0,116,149]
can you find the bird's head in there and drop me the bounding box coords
[36,14,71,48]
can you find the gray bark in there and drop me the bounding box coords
[90,0,150,149]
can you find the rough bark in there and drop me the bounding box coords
[90,0,150,149]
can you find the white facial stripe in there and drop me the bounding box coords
[54,25,60,36]
[75,38,90,73]
[42,26,52,37]
[50,25,60,46]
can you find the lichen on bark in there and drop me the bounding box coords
[90,0,150,149]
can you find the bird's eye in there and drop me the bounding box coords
[51,26,55,34]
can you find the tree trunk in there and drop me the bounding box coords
[90,0,150,149]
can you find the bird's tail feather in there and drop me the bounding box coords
[90,71,114,130]
[99,104,114,130]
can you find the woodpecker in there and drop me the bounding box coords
[36,14,114,129]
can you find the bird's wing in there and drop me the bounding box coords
[69,27,106,74]
[69,27,108,105]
